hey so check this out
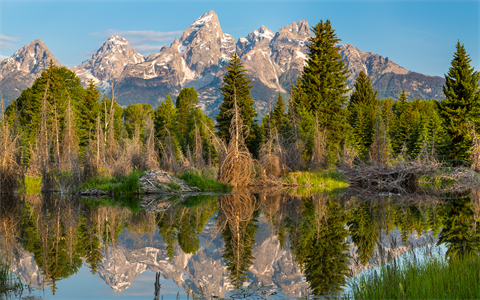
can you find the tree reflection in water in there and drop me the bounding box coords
[219,194,259,289]
[0,188,478,298]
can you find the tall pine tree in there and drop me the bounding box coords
[216,52,258,155]
[348,71,378,158]
[297,20,350,160]
[441,41,480,162]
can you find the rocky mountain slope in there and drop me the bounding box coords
[0,10,446,114]
[0,39,62,107]
[71,35,145,93]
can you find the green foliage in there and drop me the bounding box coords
[348,203,378,266]
[78,78,101,148]
[222,210,259,288]
[216,52,259,155]
[283,170,348,190]
[6,60,85,148]
[124,103,154,138]
[437,193,480,259]
[290,198,351,296]
[167,182,180,191]
[154,93,178,141]
[296,20,350,161]
[178,172,232,192]
[349,249,480,300]
[348,71,378,158]
[80,170,145,195]
[0,259,26,298]
[440,41,480,162]
[20,176,42,194]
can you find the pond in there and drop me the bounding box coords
[0,188,478,299]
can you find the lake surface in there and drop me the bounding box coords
[0,188,478,299]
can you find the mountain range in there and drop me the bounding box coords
[0,10,446,117]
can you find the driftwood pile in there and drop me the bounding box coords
[139,170,200,193]
[341,160,442,193]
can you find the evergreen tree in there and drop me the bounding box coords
[271,92,286,130]
[297,20,350,160]
[79,79,100,148]
[390,90,415,155]
[441,41,480,162]
[216,52,258,155]
[154,94,178,141]
[124,103,154,139]
[176,87,199,149]
[348,71,378,158]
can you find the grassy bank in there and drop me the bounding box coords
[80,170,144,195]
[20,176,42,194]
[348,251,480,299]
[283,170,349,190]
[178,171,232,192]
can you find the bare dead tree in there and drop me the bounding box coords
[309,116,328,170]
[193,120,205,168]
[217,87,254,187]
[143,117,159,171]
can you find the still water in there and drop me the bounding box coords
[0,189,478,299]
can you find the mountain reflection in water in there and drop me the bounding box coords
[0,188,479,299]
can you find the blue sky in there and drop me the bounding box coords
[0,0,478,77]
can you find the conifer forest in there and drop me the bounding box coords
[0,19,479,299]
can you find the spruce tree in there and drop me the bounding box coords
[348,71,378,158]
[79,79,100,148]
[441,41,480,162]
[298,20,350,159]
[271,92,286,130]
[216,52,258,154]
[176,87,199,148]
[154,94,177,141]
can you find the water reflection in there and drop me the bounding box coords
[0,188,478,299]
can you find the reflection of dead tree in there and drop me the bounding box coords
[219,194,258,285]
[217,92,254,187]
[153,272,161,300]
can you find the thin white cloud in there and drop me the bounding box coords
[0,55,9,61]
[91,29,183,55]
[0,34,19,50]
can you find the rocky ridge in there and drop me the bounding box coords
[0,11,446,113]
[0,39,62,106]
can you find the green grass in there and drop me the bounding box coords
[80,170,145,195]
[167,182,181,191]
[0,259,26,298]
[20,176,42,194]
[348,250,480,300]
[283,170,349,190]
[419,174,457,189]
[178,172,232,192]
